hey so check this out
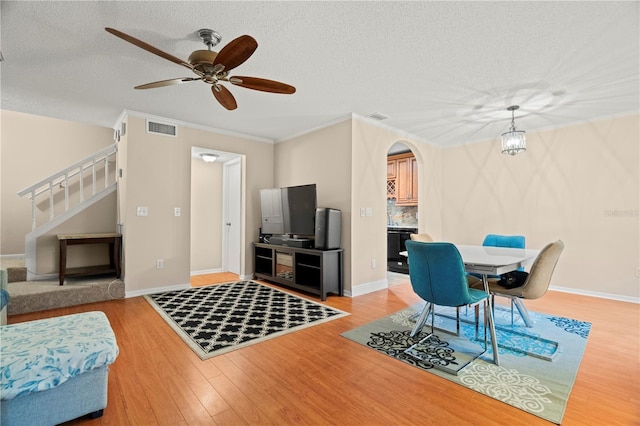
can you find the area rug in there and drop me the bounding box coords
[342,304,591,424]
[145,280,349,359]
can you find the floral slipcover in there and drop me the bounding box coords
[0,311,119,400]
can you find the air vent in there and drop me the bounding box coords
[146,120,177,137]
[367,112,389,121]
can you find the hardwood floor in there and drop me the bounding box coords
[8,274,639,425]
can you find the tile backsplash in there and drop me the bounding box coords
[387,203,418,228]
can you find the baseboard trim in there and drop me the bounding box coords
[549,285,639,304]
[190,268,223,276]
[0,254,25,259]
[126,283,190,298]
[345,279,389,298]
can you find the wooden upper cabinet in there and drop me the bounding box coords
[388,153,418,206]
[387,160,397,179]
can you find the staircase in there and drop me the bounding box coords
[2,258,27,283]
[3,144,126,315]
[17,144,118,281]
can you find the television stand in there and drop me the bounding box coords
[253,242,343,301]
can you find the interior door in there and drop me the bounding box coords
[223,158,242,274]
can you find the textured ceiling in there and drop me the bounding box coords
[1,1,638,146]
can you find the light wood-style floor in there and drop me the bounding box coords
[8,273,639,425]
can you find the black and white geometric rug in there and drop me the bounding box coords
[144,280,349,359]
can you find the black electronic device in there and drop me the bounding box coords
[267,235,314,248]
[315,208,341,250]
[260,184,317,238]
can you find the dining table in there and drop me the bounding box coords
[400,244,540,365]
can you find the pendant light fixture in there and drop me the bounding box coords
[501,105,526,156]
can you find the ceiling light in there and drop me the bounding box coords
[200,153,219,163]
[501,105,526,156]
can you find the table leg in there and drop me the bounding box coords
[482,274,500,365]
[59,239,67,286]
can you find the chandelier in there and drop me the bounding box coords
[501,105,526,156]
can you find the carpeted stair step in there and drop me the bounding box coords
[6,267,27,283]
[7,277,125,315]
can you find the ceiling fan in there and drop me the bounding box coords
[105,27,296,110]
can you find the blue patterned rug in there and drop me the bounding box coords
[341,304,590,424]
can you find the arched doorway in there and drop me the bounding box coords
[386,142,418,280]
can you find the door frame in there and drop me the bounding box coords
[222,157,243,274]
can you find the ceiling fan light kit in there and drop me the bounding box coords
[501,105,526,156]
[105,27,295,111]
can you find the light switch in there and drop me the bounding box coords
[174,207,181,217]
[366,207,372,217]
[360,207,366,217]
[136,206,148,217]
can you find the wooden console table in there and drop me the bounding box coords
[253,242,343,301]
[58,233,122,286]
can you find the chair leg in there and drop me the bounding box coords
[410,302,432,337]
[485,299,500,366]
[510,299,514,325]
[512,298,534,327]
[474,304,480,340]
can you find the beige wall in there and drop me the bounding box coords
[120,115,273,295]
[3,109,637,300]
[273,117,444,296]
[190,155,223,272]
[34,195,118,274]
[350,117,443,295]
[441,114,639,298]
[284,114,638,300]
[274,119,353,290]
[1,110,116,262]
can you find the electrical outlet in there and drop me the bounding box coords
[156,259,164,269]
[136,206,148,217]
[371,258,376,269]
[366,207,372,217]
[174,207,181,217]
[360,207,366,217]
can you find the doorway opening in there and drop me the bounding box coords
[190,147,243,283]
[386,142,418,277]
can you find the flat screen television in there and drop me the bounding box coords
[260,184,317,237]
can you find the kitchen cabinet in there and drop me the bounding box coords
[387,159,397,179]
[387,153,418,206]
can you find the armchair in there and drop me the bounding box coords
[471,240,565,327]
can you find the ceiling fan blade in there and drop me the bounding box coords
[105,27,193,71]
[135,77,201,90]
[213,35,258,72]
[212,85,238,110]
[229,76,296,94]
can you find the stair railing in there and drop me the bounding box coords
[17,143,118,231]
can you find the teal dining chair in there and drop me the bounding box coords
[468,234,526,281]
[483,233,526,271]
[404,241,497,370]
